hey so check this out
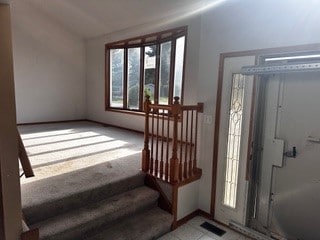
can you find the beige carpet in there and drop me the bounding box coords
[18,121,143,184]
[18,121,173,240]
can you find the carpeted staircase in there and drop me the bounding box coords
[22,159,173,240]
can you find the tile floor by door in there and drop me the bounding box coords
[158,216,251,240]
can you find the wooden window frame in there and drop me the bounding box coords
[105,26,187,114]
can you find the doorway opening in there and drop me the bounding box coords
[212,45,320,240]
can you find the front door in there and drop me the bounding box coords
[253,71,320,239]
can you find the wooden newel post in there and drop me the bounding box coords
[170,96,181,184]
[142,95,151,172]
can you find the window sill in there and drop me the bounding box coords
[105,108,146,117]
[105,107,179,122]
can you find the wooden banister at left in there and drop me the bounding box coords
[21,220,39,240]
[18,129,34,178]
[21,229,39,240]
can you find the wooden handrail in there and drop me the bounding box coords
[21,215,39,240]
[21,223,39,240]
[148,104,173,111]
[142,96,203,185]
[18,129,34,178]
[180,102,203,111]
[19,132,38,238]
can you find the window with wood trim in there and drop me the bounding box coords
[105,26,187,112]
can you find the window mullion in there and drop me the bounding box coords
[123,48,128,109]
[154,44,161,104]
[139,47,145,111]
[169,40,176,104]
[106,48,110,109]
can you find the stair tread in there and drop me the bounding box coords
[22,161,144,208]
[23,163,145,224]
[33,186,159,240]
[86,207,173,240]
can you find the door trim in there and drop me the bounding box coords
[210,43,320,217]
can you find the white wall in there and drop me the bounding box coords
[177,180,200,220]
[86,16,201,131]
[11,1,86,124]
[86,16,203,216]
[80,0,320,216]
[6,0,320,224]
[197,0,320,213]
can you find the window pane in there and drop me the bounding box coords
[144,45,156,103]
[110,49,124,108]
[159,41,171,105]
[127,48,141,110]
[173,36,185,99]
[223,74,245,208]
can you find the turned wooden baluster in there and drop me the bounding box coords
[142,95,151,172]
[160,111,165,179]
[155,109,160,177]
[179,111,183,181]
[165,112,170,182]
[188,110,194,177]
[193,110,198,174]
[150,109,155,174]
[184,110,189,179]
[170,97,181,184]
[193,102,203,174]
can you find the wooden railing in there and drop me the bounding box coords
[18,130,34,178]
[21,219,39,240]
[142,96,203,185]
[18,129,38,239]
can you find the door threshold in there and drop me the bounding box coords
[229,221,277,240]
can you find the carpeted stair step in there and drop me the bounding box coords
[32,186,159,240]
[23,169,145,225]
[86,207,173,240]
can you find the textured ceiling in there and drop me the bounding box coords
[11,0,224,39]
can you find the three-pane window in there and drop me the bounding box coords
[106,27,187,112]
